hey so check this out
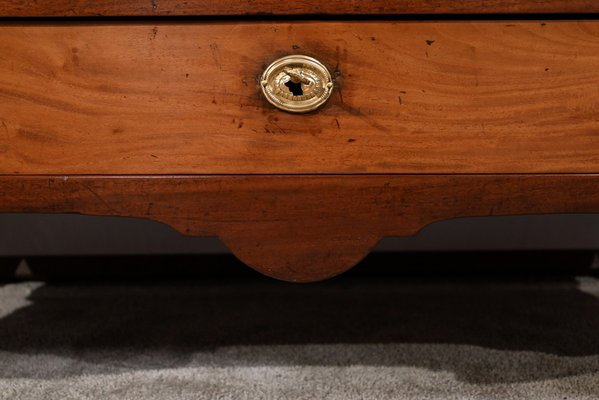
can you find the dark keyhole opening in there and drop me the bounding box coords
[285,80,303,96]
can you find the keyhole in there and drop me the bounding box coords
[285,80,303,96]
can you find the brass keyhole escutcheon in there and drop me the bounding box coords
[260,55,334,113]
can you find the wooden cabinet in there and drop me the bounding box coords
[1,1,598,281]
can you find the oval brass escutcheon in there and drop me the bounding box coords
[260,55,334,113]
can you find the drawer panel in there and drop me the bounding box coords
[1,21,599,174]
[1,1,598,16]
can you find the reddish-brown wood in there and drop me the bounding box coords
[2,4,599,283]
[1,174,598,281]
[1,22,599,174]
[0,0,598,16]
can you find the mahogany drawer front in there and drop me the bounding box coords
[1,21,599,174]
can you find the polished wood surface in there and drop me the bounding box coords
[1,0,598,16]
[1,22,599,174]
[1,175,598,281]
[2,5,599,282]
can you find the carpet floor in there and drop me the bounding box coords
[1,270,599,399]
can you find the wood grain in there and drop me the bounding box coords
[1,22,599,174]
[1,0,599,16]
[2,174,599,281]
[0,22,599,174]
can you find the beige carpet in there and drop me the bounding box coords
[1,274,599,399]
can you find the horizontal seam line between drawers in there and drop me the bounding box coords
[2,14,599,24]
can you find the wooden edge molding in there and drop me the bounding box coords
[1,0,598,17]
[1,174,598,282]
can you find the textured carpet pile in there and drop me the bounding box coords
[1,275,599,399]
